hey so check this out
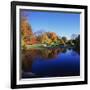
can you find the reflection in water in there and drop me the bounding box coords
[21,47,80,78]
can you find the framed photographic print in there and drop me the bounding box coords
[11,1,88,89]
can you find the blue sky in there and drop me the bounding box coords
[21,10,80,39]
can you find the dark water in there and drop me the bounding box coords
[21,47,80,78]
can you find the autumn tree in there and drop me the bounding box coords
[40,33,52,45]
[49,32,58,42]
[21,17,38,46]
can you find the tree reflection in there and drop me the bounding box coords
[22,48,66,72]
[21,47,79,74]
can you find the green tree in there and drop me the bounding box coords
[62,37,67,43]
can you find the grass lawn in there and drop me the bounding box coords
[26,44,45,49]
[25,43,65,50]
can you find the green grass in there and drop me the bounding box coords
[24,43,65,50]
[26,44,45,49]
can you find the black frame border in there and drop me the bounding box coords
[11,1,88,89]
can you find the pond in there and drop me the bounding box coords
[21,47,80,78]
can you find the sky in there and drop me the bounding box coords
[21,10,80,39]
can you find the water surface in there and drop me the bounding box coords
[21,47,80,78]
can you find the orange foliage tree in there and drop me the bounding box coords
[21,17,38,45]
